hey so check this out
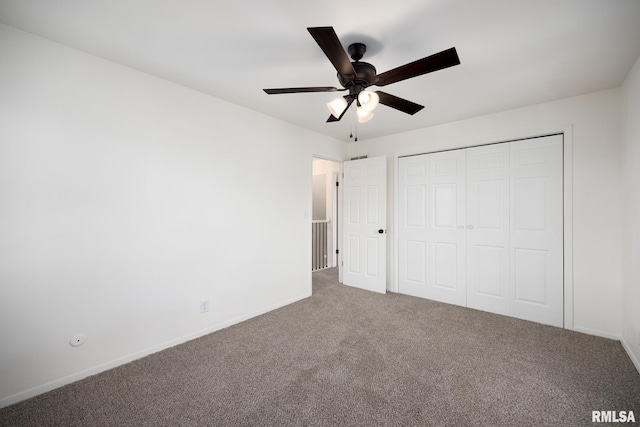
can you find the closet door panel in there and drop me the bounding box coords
[398,151,466,306]
[426,151,467,306]
[466,144,510,315]
[398,156,429,297]
[510,135,563,327]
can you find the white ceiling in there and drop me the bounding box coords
[1,0,640,143]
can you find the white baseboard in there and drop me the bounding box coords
[621,336,640,375]
[573,326,620,341]
[574,326,640,375]
[0,292,312,409]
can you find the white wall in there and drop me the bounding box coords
[0,24,346,406]
[621,55,640,371]
[348,89,623,339]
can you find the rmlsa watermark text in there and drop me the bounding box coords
[592,411,636,423]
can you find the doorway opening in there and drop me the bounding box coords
[312,158,341,272]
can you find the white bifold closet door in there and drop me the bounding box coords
[398,149,467,306]
[398,135,563,327]
[465,142,510,316]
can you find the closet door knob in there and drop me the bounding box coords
[457,225,464,229]
[467,225,474,229]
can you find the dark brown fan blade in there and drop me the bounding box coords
[374,47,460,87]
[327,95,355,122]
[376,91,424,115]
[307,27,357,80]
[263,87,340,94]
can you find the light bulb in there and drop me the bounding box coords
[357,91,379,112]
[327,97,348,118]
[357,107,374,123]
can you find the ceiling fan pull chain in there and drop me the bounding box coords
[354,112,358,142]
[356,107,359,141]
[349,112,353,139]
[351,106,357,142]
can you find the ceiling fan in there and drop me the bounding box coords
[263,26,460,124]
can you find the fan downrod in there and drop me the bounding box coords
[348,43,366,61]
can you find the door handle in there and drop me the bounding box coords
[467,225,474,229]
[378,229,385,234]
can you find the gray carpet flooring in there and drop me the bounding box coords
[1,268,639,426]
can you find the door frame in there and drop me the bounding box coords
[392,126,574,330]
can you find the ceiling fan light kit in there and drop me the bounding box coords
[358,90,379,112]
[357,106,374,123]
[327,97,348,118]
[263,26,460,131]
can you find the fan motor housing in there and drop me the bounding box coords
[338,61,377,89]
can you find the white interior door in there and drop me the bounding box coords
[510,135,563,327]
[398,150,466,306]
[342,156,387,294]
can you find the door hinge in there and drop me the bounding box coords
[336,249,339,254]
[336,181,339,187]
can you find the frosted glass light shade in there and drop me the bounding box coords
[327,97,348,118]
[357,107,374,123]
[358,91,379,111]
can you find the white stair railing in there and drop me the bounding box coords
[312,220,329,271]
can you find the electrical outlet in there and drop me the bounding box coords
[200,300,209,313]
